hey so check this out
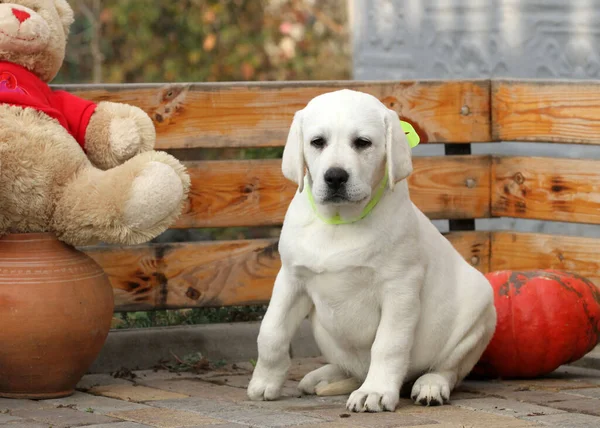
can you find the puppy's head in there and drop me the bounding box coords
[282,89,413,206]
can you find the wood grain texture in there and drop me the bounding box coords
[491,232,600,287]
[85,240,281,311]
[176,156,492,228]
[445,231,491,273]
[84,232,490,311]
[57,80,491,149]
[492,156,600,224]
[492,80,600,144]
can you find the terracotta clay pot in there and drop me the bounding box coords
[0,233,114,399]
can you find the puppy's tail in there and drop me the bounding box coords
[315,378,361,396]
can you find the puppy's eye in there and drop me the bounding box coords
[311,137,326,149]
[353,137,372,150]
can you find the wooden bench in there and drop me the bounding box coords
[59,79,600,313]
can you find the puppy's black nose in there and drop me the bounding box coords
[324,167,349,189]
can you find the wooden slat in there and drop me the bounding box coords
[493,80,600,144]
[444,231,491,273]
[177,155,492,228]
[408,155,491,220]
[58,80,491,149]
[492,156,600,224]
[86,239,280,312]
[491,232,600,287]
[84,231,490,312]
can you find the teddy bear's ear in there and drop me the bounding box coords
[54,0,75,35]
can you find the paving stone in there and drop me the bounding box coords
[185,425,249,428]
[0,413,23,423]
[544,398,600,416]
[296,406,438,427]
[0,422,50,428]
[152,396,239,413]
[452,397,564,418]
[503,378,599,391]
[552,365,600,382]
[399,404,542,427]
[500,390,581,405]
[503,366,600,391]
[230,361,255,372]
[107,407,226,427]
[297,424,467,428]
[447,390,484,400]
[203,407,325,427]
[258,396,348,411]
[522,412,600,428]
[0,398,56,412]
[563,387,600,399]
[78,373,134,391]
[46,391,151,415]
[284,423,366,428]
[89,384,190,402]
[148,396,325,427]
[191,363,254,380]
[82,423,154,428]
[137,379,249,402]
[131,370,200,382]
[209,374,302,399]
[207,374,252,389]
[457,380,517,396]
[10,407,118,427]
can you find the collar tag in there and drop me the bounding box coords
[401,120,420,148]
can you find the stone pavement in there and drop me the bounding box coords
[2,357,600,428]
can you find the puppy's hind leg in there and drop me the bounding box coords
[299,364,360,396]
[411,311,495,406]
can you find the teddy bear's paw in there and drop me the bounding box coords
[123,161,185,231]
[109,117,143,162]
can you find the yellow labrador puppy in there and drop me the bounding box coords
[247,89,496,413]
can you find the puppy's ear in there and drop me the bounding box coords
[384,108,413,190]
[281,110,306,192]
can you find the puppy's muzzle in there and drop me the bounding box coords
[324,167,349,192]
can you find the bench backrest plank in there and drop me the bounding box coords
[493,80,600,144]
[58,80,491,149]
[492,156,600,224]
[85,231,491,311]
[177,155,491,228]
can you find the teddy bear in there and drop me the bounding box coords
[0,0,191,246]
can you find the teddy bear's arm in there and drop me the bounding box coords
[50,89,98,150]
[84,101,157,170]
[52,90,156,170]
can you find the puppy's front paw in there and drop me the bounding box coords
[411,373,450,406]
[346,387,399,413]
[247,375,284,401]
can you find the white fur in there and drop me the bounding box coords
[247,89,497,413]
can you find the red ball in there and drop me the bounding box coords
[472,270,600,379]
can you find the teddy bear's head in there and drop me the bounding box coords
[0,0,74,82]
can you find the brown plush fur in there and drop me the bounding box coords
[85,101,156,170]
[0,1,190,246]
[0,0,72,82]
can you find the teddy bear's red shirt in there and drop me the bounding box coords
[0,61,97,149]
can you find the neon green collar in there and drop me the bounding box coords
[304,120,420,225]
[305,174,388,225]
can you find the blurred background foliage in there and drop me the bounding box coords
[57,0,350,84]
[57,0,351,328]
